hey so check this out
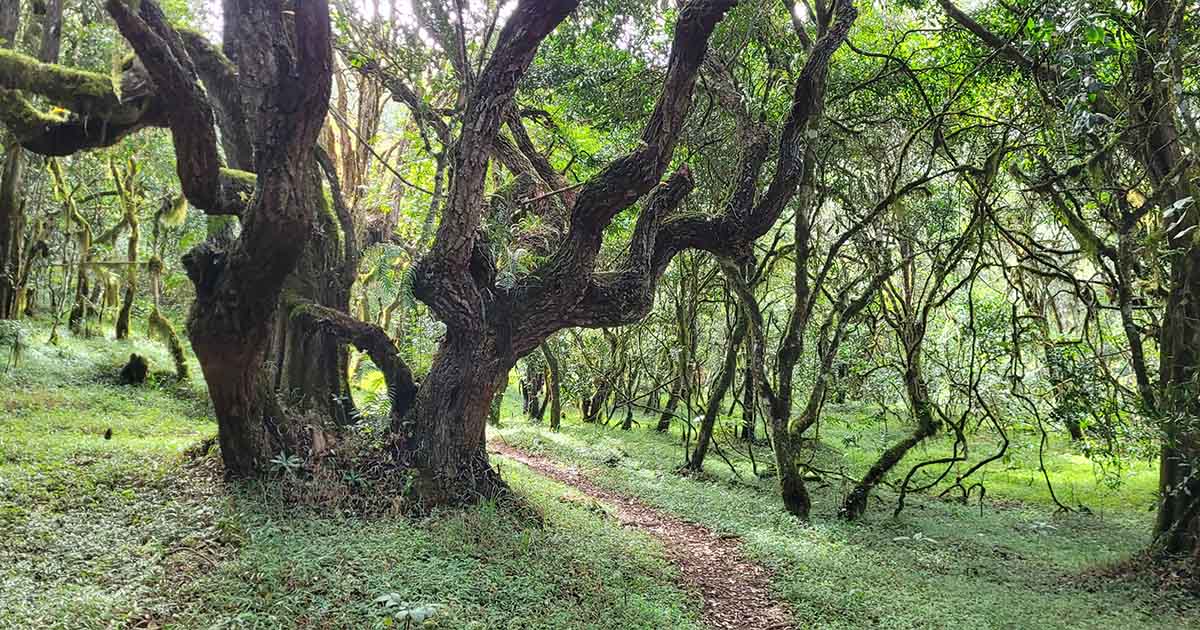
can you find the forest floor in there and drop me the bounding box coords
[0,318,1197,629]
[489,441,792,630]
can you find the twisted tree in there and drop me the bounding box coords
[0,0,861,511]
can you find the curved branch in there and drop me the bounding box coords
[0,49,132,118]
[412,0,578,333]
[106,0,225,213]
[178,28,254,169]
[427,0,579,267]
[288,299,418,422]
[559,0,739,264]
[745,0,857,235]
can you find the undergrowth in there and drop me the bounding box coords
[497,407,1199,629]
[0,321,699,629]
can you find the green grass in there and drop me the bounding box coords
[3,320,1195,628]
[0,322,700,629]
[496,407,1198,629]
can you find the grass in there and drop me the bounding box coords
[495,403,1198,629]
[0,321,700,629]
[3,319,1196,628]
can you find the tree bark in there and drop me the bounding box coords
[686,302,747,472]
[542,341,563,431]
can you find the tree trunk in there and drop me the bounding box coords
[114,176,139,340]
[393,334,510,504]
[659,286,694,431]
[1155,246,1200,559]
[841,345,938,519]
[542,341,562,431]
[740,349,756,440]
[115,286,134,340]
[582,380,608,423]
[687,306,746,472]
[0,0,60,320]
[0,148,21,319]
[274,167,357,424]
[657,375,681,432]
[769,399,811,519]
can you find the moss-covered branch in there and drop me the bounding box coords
[148,306,188,380]
[0,51,166,156]
[0,49,128,118]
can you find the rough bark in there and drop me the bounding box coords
[274,151,358,424]
[104,0,334,477]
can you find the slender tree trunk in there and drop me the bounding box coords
[657,375,681,432]
[114,174,140,341]
[0,148,21,319]
[841,343,938,519]
[687,304,747,471]
[542,341,562,431]
[740,346,756,440]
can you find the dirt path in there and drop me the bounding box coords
[489,441,793,630]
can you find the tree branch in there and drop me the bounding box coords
[288,298,418,422]
[106,0,224,212]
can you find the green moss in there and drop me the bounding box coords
[0,49,126,119]
[218,167,256,185]
[0,89,65,139]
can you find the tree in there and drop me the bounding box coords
[937,0,1200,565]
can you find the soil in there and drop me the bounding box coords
[489,441,793,630]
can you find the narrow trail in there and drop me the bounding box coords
[489,441,793,630]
